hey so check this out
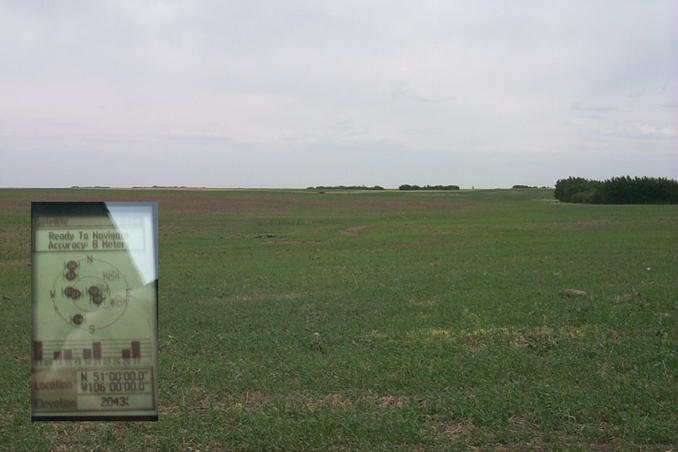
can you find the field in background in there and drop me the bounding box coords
[1,188,676,450]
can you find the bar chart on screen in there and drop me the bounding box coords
[32,338,153,365]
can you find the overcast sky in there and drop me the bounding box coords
[1,1,676,188]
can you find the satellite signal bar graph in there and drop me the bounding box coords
[33,339,152,364]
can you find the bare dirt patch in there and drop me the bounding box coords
[339,225,371,235]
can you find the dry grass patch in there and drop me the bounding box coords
[208,392,270,414]
[0,226,30,259]
[428,420,477,444]
[156,194,326,214]
[242,391,269,411]
[0,259,30,266]
[373,395,426,408]
[288,392,428,412]
[159,404,182,418]
[508,415,541,432]
[392,240,454,249]
[407,325,598,350]
[219,293,299,303]
[408,298,437,307]
[41,423,102,450]
[615,291,637,302]
[519,220,621,231]
[304,393,354,411]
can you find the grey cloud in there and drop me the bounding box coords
[1,1,677,188]
[571,102,618,112]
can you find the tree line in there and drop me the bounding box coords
[555,176,678,204]
[306,185,384,190]
[398,184,460,191]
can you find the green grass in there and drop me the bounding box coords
[1,188,677,450]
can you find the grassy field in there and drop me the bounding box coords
[1,188,677,450]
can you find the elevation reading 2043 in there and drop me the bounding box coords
[32,202,158,421]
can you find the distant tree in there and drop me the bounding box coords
[593,176,678,204]
[554,177,599,202]
[555,176,678,204]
